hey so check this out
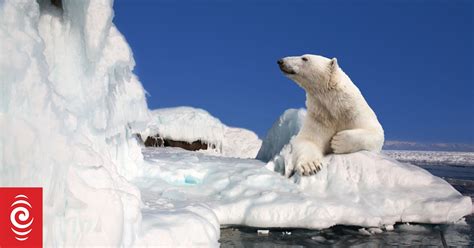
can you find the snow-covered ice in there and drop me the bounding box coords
[1,0,148,246]
[142,107,226,149]
[256,108,306,162]
[221,126,262,159]
[135,147,472,246]
[142,106,262,159]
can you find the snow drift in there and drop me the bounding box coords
[0,0,148,246]
[142,107,262,159]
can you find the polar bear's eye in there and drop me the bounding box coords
[302,57,308,62]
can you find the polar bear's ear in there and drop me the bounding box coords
[327,58,339,90]
[330,58,338,71]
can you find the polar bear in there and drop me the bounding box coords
[277,54,384,176]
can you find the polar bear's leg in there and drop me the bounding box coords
[291,117,334,176]
[292,137,324,176]
[331,129,383,154]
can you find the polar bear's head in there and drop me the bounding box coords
[277,54,339,92]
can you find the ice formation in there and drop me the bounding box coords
[136,147,472,246]
[142,107,226,149]
[0,0,148,246]
[256,108,306,162]
[142,107,262,158]
[221,126,262,159]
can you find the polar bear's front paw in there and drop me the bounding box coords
[295,159,323,176]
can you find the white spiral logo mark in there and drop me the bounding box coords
[10,195,34,241]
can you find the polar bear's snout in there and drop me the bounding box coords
[277,58,296,75]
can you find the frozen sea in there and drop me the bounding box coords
[220,151,474,247]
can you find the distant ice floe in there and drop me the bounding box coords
[383,150,474,167]
[384,140,474,153]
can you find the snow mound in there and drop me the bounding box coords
[142,107,262,158]
[256,108,306,162]
[1,0,148,246]
[136,148,472,245]
[143,107,226,149]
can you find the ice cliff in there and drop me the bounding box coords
[0,0,148,245]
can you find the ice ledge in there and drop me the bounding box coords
[217,151,472,229]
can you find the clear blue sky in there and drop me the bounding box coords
[114,0,473,144]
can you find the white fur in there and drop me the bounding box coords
[279,54,384,176]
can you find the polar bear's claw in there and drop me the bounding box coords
[295,160,323,176]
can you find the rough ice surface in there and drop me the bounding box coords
[136,147,472,246]
[1,0,148,246]
[142,106,262,158]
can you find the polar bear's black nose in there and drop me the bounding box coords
[277,59,284,65]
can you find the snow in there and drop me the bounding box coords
[1,0,148,246]
[142,106,262,159]
[136,147,472,246]
[142,107,226,149]
[221,127,262,159]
